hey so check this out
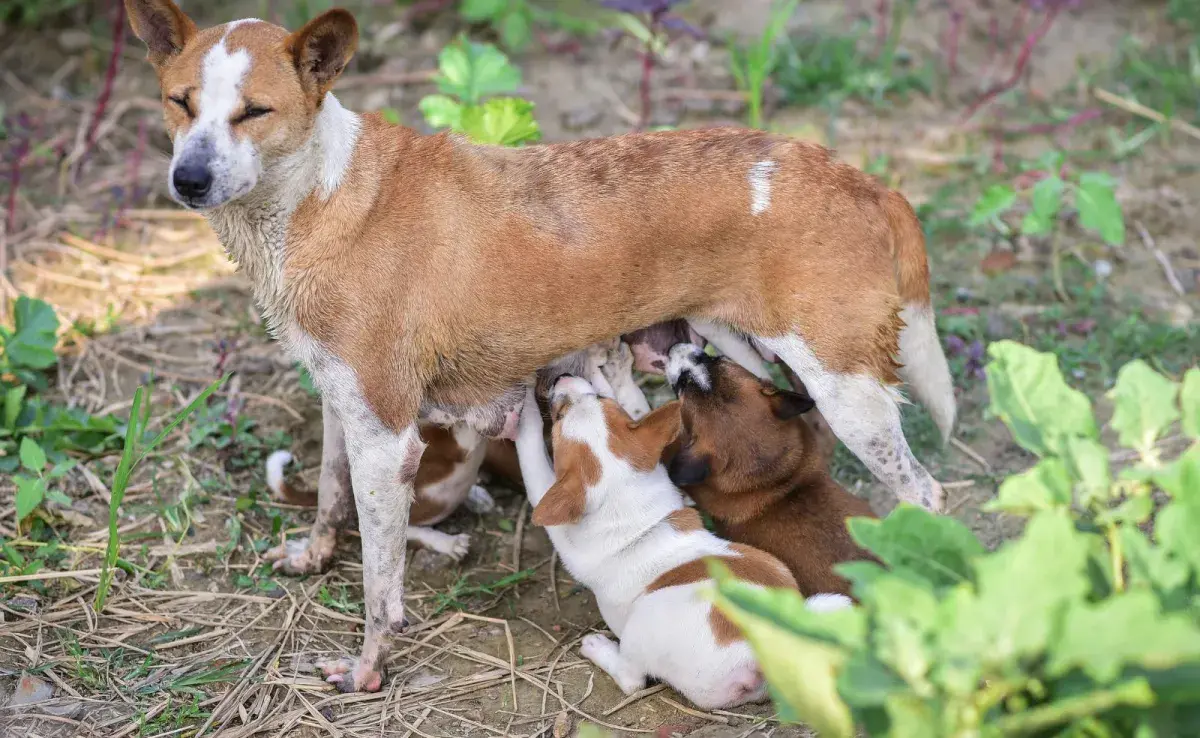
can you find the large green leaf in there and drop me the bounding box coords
[711,570,855,737]
[1154,446,1200,502]
[939,513,1090,671]
[861,575,938,689]
[986,341,1098,457]
[985,457,1073,515]
[5,295,60,370]
[1181,368,1200,440]
[1108,360,1180,455]
[418,94,463,130]
[1065,436,1112,507]
[1122,527,1190,599]
[434,38,522,106]
[1076,171,1125,246]
[14,475,45,522]
[849,505,985,589]
[459,97,541,146]
[19,436,47,473]
[1048,590,1200,683]
[1158,490,1200,580]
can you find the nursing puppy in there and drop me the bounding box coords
[666,345,878,598]
[126,1,952,691]
[514,379,848,710]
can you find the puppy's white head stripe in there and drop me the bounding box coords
[667,343,710,392]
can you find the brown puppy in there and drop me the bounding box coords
[664,345,877,598]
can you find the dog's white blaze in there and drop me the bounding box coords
[748,160,777,216]
[666,344,710,391]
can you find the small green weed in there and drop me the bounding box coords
[317,583,363,615]
[458,0,603,51]
[728,0,798,129]
[772,22,930,111]
[138,695,210,737]
[1105,35,1200,126]
[432,567,537,615]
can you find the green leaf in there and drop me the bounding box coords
[986,341,1098,457]
[45,488,71,507]
[710,564,866,649]
[419,94,464,131]
[848,505,985,589]
[1122,527,1189,597]
[1108,360,1180,455]
[861,575,938,688]
[985,457,1073,515]
[1065,436,1112,507]
[47,460,76,480]
[837,653,908,708]
[939,512,1090,670]
[434,38,522,106]
[6,295,60,370]
[1180,368,1200,440]
[1154,446,1200,500]
[711,566,855,737]
[459,0,506,22]
[1158,491,1200,577]
[14,475,45,522]
[1021,176,1064,236]
[970,184,1017,226]
[498,8,533,51]
[4,384,26,430]
[459,97,541,146]
[19,436,47,473]
[1048,590,1200,683]
[1077,171,1125,246]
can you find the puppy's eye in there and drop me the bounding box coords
[169,95,193,118]
[235,104,273,124]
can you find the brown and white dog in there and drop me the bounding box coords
[125,2,954,691]
[666,345,878,598]
[514,379,849,709]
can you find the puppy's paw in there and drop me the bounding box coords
[409,527,472,561]
[315,657,384,693]
[465,485,497,514]
[265,536,333,575]
[579,633,617,661]
[443,533,471,561]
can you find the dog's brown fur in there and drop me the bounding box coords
[669,357,878,598]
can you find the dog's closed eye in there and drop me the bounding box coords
[235,103,274,124]
[169,94,194,118]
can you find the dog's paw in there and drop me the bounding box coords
[465,485,497,514]
[265,537,333,575]
[442,533,471,561]
[579,633,617,661]
[315,657,384,693]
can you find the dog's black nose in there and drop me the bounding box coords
[173,163,212,200]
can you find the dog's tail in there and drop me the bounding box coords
[266,450,318,507]
[884,190,957,442]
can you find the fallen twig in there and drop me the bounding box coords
[1093,87,1200,143]
[1135,221,1187,297]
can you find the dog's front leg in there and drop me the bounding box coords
[317,413,426,693]
[266,397,355,573]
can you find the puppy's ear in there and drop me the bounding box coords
[287,9,359,99]
[668,449,711,487]
[631,401,681,458]
[125,0,197,68]
[531,468,586,527]
[763,386,816,420]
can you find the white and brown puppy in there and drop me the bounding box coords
[515,379,848,710]
[666,345,878,598]
[126,1,952,691]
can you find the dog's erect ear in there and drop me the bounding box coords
[125,0,197,68]
[631,401,681,458]
[763,386,816,420]
[531,468,586,527]
[287,9,359,98]
[667,449,711,487]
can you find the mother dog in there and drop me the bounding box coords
[124,1,955,692]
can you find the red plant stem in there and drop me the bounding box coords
[1006,108,1101,138]
[945,1,964,76]
[962,5,1061,122]
[639,46,654,131]
[114,118,149,230]
[876,0,890,43]
[5,157,20,235]
[81,1,126,170]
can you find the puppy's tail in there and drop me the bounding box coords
[266,450,318,507]
[884,190,957,443]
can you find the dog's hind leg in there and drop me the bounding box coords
[756,333,945,512]
[579,633,648,695]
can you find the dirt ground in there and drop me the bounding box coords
[1,1,1198,736]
